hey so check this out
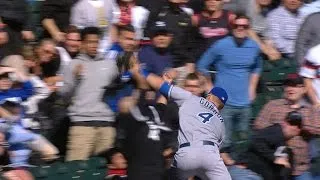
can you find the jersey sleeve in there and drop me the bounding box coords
[300,48,318,79]
[159,82,192,106]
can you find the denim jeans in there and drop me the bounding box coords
[313,176,320,180]
[292,171,314,180]
[310,137,320,178]
[228,165,262,180]
[310,138,320,159]
[220,105,251,150]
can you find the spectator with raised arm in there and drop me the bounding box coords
[60,27,118,161]
[41,0,78,42]
[246,0,282,61]
[266,0,305,60]
[71,0,115,53]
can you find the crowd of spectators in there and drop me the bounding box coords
[0,0,320,179]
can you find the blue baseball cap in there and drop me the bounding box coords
[209,87,228,105]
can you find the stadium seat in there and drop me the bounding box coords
[87,157,107,169]
[251,93,266,120]
[44,173,83,180]
[30,165,52,178]
[51,162,69,175]
[66,160,90,174]
[82,169,106,180]
[262,70,287,83]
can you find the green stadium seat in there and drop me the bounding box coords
[30,165,50,178]
[262,70,287,82]
[82,169,106,180]
[263,85,284,102]
[66,160,90,174]
[49,162,69,175]
[251,93,268,119]
[87,157,107,169]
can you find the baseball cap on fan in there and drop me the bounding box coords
[209,87,228,105]
[284,73,304,86]
[151,21,171,37]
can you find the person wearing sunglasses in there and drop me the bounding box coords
[197,13,262,164]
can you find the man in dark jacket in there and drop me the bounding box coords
[244,111,303,180]
[148,0,194,69]
[115,91,173,180]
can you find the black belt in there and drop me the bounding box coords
[179,140,216,148]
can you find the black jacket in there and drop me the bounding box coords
[41,0,78,38]
[115,101,173,180]
[243,124,293,180]
[150,4,195,67]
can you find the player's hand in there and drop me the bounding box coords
[274,157,291,168]
[162,69,177,84]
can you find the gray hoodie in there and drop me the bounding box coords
[60,53,118,122]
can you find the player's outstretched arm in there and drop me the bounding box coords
[145,73,166,91]
[130,61,173,94]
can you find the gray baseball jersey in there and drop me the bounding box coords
[159,83,225,147]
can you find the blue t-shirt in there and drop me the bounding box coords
[197,36,262,107]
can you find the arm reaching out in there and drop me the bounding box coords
[139,70,192,106]
[129,58,192,106]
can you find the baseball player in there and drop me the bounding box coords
[132,67,231,180]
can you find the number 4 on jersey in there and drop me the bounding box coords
[198,113,214,123]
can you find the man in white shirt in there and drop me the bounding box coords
[299,44,320,107]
